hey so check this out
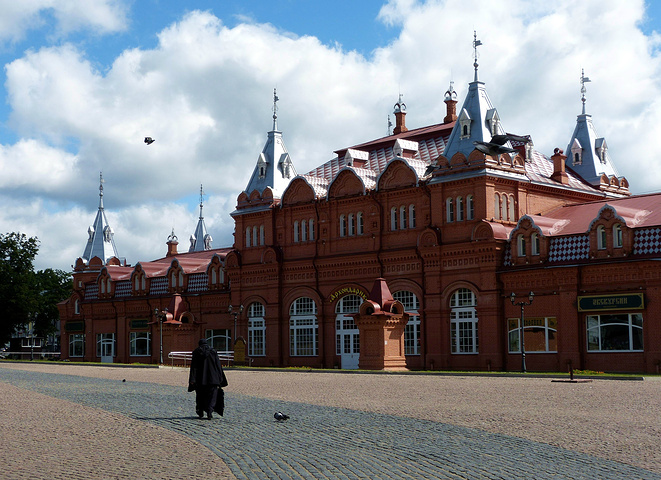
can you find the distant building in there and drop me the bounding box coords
[58,46,661,373]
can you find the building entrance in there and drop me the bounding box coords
[335,295,362,369]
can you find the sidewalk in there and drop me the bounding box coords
[1,362,660,479]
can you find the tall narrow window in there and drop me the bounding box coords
[248,302,266,357]
[309,219,315,241]
[613,224,622,248]
[467,195,474,220]
[508,195,515,221]
[259,225,265,245]
[400,206,407,229]
[340,215,347,237]
[293,221,300,242]
[597,225,607,250]
[409,204,416,227]
[446,198,454,222]
[301,220,307,242]
[531,233,540,256]
[357,212,364,235]
[456,197,464,221]
[391,207,398,230]
[253,226,258,245]
[494,194,500,220]
[245,227,251,247]
[348,214,355,236]
[517,234,526,257]
[501,194,508,221]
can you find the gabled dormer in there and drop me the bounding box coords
[131,264,147,296]
[167,260,185,294]
[97,267,113,299]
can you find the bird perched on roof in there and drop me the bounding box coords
[274,411,289,421]
[144,137,155,145]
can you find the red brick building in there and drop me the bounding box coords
[58,63,661,373]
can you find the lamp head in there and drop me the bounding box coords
[528,291,535,303]
[510,292,516,305]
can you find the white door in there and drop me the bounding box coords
[336,314,360,369]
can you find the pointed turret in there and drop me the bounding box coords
[189,185,212,252]
[442,32,508,159]
[243,88,296,199]
[81,173,119,265]
[565,70,621,186]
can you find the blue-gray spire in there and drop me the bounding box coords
[243,89,297,199]
[189,184,212,252]
[566,70,620,186]
[81,173,119,264]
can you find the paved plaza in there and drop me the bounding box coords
[0,363,659,480]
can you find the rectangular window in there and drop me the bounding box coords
[508,317,557,353]
[206,329,231,352]
[290,316,318,356]
[249,318,265,356]
[587,313,643,352]
[69,334,85,357]
[130,332,151,356]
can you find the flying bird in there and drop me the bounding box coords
[274,411,289,421]
[144,137,155,145]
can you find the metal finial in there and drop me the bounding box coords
[473,31,483,82]
[98,172,104,208]
[580,68,591,115]
[272,88,279,130]
[198,184,205,219]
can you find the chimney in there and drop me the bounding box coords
[393,94,408,135]
[550,148,569,185]
[443,81,458,123]
[166,229,179,257]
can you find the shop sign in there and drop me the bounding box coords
[65,321,85,332]
[130,319,149,330]
[329,286,368,303]
[577,293,644,312]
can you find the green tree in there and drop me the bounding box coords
[0,232,71,346]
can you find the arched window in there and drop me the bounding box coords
[597,225,607,250]
[456,197,464,221]
[517,234,526,257]
[450,289,478,354]
[501,194,508,221]
[391,207,398,230]
[335,295,362,369]
[301,220,307,242]
[348,214,355,236]
[409,204,416,227]
[293,221,300,243]
[393,291,420,355]
[357,212,364,235]
[309,219,315,241]
[463,125,468,136]
[245,227,251,247]
[259,225,265,245]
[248,302,266,356]
[494,194,500,220]
[340,215,347,237]
[253,226,258,245]
[400,206,407,229]
[613,224,622,248]
[446,197,454,222]
[467,195,474,220]
[290,297,318,356]
[508,195,515,221]
[74,298,80,315]
[531,233,540,256]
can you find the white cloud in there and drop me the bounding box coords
[0,0,129,44]
[1,1,661,272]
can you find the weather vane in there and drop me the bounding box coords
[473,31,483,82]
[580,68,591,114]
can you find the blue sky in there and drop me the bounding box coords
[1,0,660,271]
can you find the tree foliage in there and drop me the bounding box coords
[0,233,71,345]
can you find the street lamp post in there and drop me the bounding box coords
[153,308,167,364]
[510,291,534,373]
[228,304,244,347]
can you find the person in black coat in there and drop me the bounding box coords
[188,338,228,419]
